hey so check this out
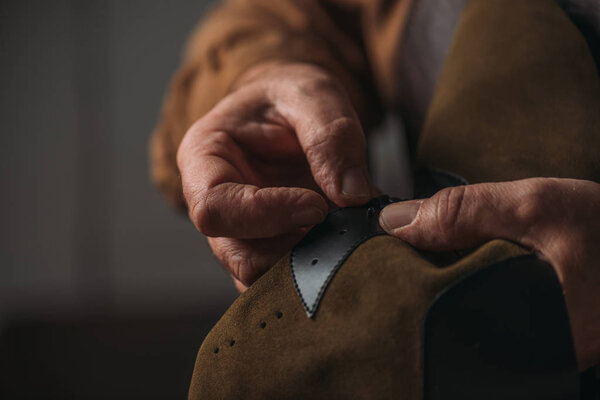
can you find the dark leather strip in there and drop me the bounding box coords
[290,196,401,318]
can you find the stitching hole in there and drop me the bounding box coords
[339,229,347,235]
[276,311,283,319]
[213,347,219,354]
[260,321,266,329]
[230,340,235,347]
[311,258,318,265]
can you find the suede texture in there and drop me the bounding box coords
[188,0,600,398]
[189,238,527,399]
[417,0,600,183]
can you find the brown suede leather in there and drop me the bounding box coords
[417,0,600,183]
[189,238,527,399]
[188,0,600,398]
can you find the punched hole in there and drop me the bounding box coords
[311,258,318,265]
[276,311,283,319]
[339,229,347,235]
[260,321,267,329]
[214,347,219,354]
[230,340,235,347]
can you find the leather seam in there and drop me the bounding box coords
[290,196,401,318]
[291,229,386,317]
[307,231,385,316]
[290,206,352,314]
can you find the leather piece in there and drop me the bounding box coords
[190,238,532,399]
[424,254,580,399]
[290,168,468,320]
[415,0,600,185]
[188,0,600,397]
[291,196,400,318]
[395,0,600,151]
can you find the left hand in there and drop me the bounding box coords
[379,177,600,371]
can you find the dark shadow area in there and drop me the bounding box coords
[0,312,221,399]
[1,0,237,397]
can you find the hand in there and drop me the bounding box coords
[379,177,600,370]
[177,62,373,290]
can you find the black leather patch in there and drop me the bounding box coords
[290,196,400,318]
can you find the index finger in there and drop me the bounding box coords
[177,127,327,239]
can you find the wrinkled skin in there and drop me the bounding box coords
[177,62,375,290]
[380,178,600,370]
[178,62,599,370]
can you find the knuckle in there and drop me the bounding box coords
[176,127,198,169]
[176,121,212,167]
[431,185,467,245]
[294,74,339,97]
[223,247,246,280]
[304,117,363,160]
[293,188,318,208]
[514,179,551,224]
[200,130,231,154]
[303,116,365,200]
[191,184,249,236]
[188,189,217,235]
[217,241,259,286]
[322,116,363,142]
[209,238,244,275]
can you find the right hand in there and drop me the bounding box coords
[176,62,374,290]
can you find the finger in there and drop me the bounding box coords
[379,178,557,252]
[380,179,600,373]
[211,91,307,162]
[271,74,373,206]
[188,180,327,239]
[231,276,248,293]
[209,229,307,286]
[178,130,327,238]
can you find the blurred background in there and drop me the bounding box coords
[0,1,238,398]
[0,1,410,398]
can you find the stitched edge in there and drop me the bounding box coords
[290,206,351,315]
[290,197,402,318]
[290,248,311,314]
[306,231,385,317]
[290,206,386,318]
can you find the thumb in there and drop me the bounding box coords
[379,180,550,251]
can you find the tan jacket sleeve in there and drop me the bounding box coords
[150,0,411,211]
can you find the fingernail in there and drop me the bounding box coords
[380,202,421,231]
[341,167,369,198]
[292,207,325,227]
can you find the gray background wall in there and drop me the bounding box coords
[0,1,240,398]
[1,0,238,320]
